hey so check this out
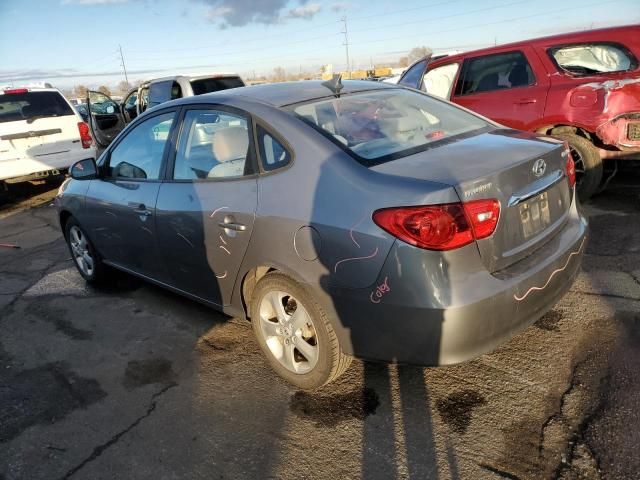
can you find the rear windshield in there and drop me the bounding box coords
[190,77,244,95]
[549,43,638,76]
[290,88,489,164]
[0,91,74,124]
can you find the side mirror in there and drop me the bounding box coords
[70,158,98,180]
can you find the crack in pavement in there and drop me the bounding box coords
[0,223,53,241]
[57,383,177,480]
[538,358,588,458]
[569,289,640,302]
[479,463,521,480]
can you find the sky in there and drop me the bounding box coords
[0,0,639,90]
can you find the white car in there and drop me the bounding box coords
[0,87,96,187]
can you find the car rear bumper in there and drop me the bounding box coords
[0,148,97,182]
[317,197,588,366]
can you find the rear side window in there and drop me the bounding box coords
[456,51,535,96]
[549,43,638,76]
[173,109,251,180]
[190,77,244,95]
[257,125,291,171]
[0,91,73,124]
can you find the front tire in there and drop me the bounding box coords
[557,133,602,202]
[64,217,107,284]
[250,272,351,389]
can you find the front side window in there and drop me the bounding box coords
[456,51,535,96]
[88,91,118,115]
[291,88,488,164]
[257,125,290,171]
[173,109,251,180]
[424,63,460,99]
[108,112,175,180]
[549,43,638,76]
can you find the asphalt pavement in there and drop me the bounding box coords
[1,169,639,480]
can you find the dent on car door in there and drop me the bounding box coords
[87,90,126,147]
[155,107,258,306]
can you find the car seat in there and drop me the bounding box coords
[207,127,249,178]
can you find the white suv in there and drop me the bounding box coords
[0,87,96,188]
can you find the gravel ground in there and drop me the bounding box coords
[0,169,639,480]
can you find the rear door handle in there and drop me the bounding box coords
[218,221,246,231]
[515,98,537,105]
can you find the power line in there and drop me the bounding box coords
[119,44,129,84]
[341,16,351,78]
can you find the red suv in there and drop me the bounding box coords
[399,25,640,200]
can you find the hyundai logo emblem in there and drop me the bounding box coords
[532,158,546,177]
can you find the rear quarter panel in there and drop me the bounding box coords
[532,26,640,137]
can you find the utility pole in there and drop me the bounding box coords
[118,44,129,85]
[341,16,351,79]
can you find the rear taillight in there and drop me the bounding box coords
[77,122,92,149]
[3,88,28,94]
[373,199,500,251]
[563,141,576,189]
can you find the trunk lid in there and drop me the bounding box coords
[370,129,572,271]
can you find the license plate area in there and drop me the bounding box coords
[519,191,551,239]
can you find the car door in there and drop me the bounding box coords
[86,90,126,147]
[83,108,178,281]
[148,80,182,110]
[155,106,258,306]
[449,48,550,130]
[122,88,138,123]
[397,57,430,89]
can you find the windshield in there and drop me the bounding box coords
[0,91,74,124]
[290,88,489,164]
[191,77,244,95]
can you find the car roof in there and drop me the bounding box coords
[427,24,639,66]
[148,73,241,84]
[0,87,60,94]
[188,80,400,108]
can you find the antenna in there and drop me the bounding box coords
[341,16,351,80]
[321,74,344,96]
[119,44,129,85]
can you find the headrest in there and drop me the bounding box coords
[212,127,248,163]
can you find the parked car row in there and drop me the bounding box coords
[3,25,637,388]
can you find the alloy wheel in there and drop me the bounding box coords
[69,225,94,277]
[258,290,319,374]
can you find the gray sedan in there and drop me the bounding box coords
[55,80,587,389]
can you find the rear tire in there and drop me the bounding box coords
[250,272,351,389]
[556,133,602,202]
[64,217,108,284]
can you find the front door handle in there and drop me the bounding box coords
[515,98,537,105]
[132,204,152,216]
[218,221,246,231]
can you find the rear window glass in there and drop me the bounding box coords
[190,77,244,95]
[549,43,638,76]
[290,88,488,164]
[0,91,74,124]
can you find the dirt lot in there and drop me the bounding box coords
[1,170,639,480]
